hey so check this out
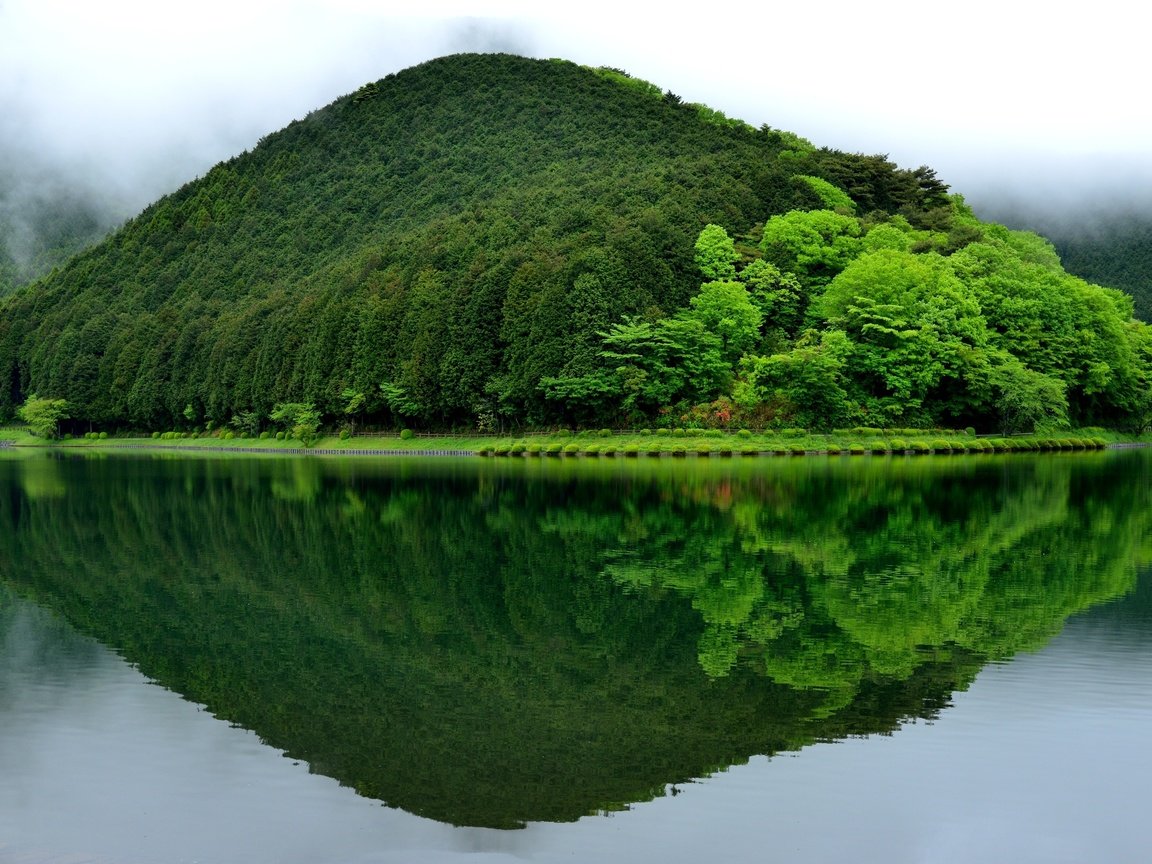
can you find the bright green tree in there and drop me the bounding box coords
[694,224,739,280]
[686,280,763,362]
[271,402,322,445]
[17,394,69,438]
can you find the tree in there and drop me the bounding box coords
[341,387,367,434]
[686,280,762,362]
[17,394,69,438]
[760,209,862,288]
[992,361,1069,435]
[270,402,322,445]
[736,331,854,430]
[693,224,739,280]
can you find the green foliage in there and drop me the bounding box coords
[694,224,739,280]
[17,395,69,438]
[760,209,863,288]
[992,360,1069,435]
[792,175,856,213]
[271,402,321,445]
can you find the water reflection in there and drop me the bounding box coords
[0,451,1148,830]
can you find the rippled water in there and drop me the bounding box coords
[0,450,1149,862]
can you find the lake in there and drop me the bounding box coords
[1,449,1150,863]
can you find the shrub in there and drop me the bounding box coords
[260,431,271,440]
[782,428,806,438]
[98,431,108,439]
[964,426,976,436]
[510,442,526,454]
[931,439,951,452]
[275,431,285,440]
[736,428,752,439]
[849,443,865,455]
[888,438,908,452]
[868,439,888,454]
[526,442,542,454]
[704,428,724,438]
[223,431,235,440]
[477,446,493,456]
[790,444,806,455]
[646,442,664,456]
[672,428,686,437]
[624,444,640,457]
[602,446,617,457]
[825,444,842,455]
[696,443,711,455]
[400,428,415,440]
[639,429,652,436]
[151,431,160,439]
[717,444,733,456]
[740,444,759,456]
[583,444,601,455]
[598,428,613,438]
[671,444,687,457]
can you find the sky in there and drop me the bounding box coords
[2,0,1149,240]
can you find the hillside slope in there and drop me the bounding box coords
[0,53,953,430]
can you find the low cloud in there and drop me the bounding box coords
[2,1,1148,269]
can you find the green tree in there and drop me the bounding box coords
[271,402,322,445]
[686,280,763,362]
[17,394,69,438]
[992,361,1069,434]
[736,330,854,429]
[760,209,863,288]
[694,224,739,280]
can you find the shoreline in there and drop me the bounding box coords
[2,438,1146,459]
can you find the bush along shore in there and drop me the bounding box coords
[2,424,1145,458]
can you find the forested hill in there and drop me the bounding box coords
[1,53,1148,434]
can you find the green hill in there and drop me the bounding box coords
[0,53,1148,434]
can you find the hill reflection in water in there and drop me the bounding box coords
[1,450,1148,828]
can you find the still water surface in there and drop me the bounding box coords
[1,450,1150,862]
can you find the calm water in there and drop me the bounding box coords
[1,450,1150,863]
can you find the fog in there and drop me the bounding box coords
[2,0,1148,269]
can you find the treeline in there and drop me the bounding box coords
[0,53,962,433]
[545,202,1152,432]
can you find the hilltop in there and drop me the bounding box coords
[1,53,1148,434]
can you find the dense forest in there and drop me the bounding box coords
[0,53,1148,433]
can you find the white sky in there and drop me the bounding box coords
[1,0,1148,223]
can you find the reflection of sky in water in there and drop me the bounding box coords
[2,580,1150,864]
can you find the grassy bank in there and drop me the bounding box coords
[4,425,1148,457]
